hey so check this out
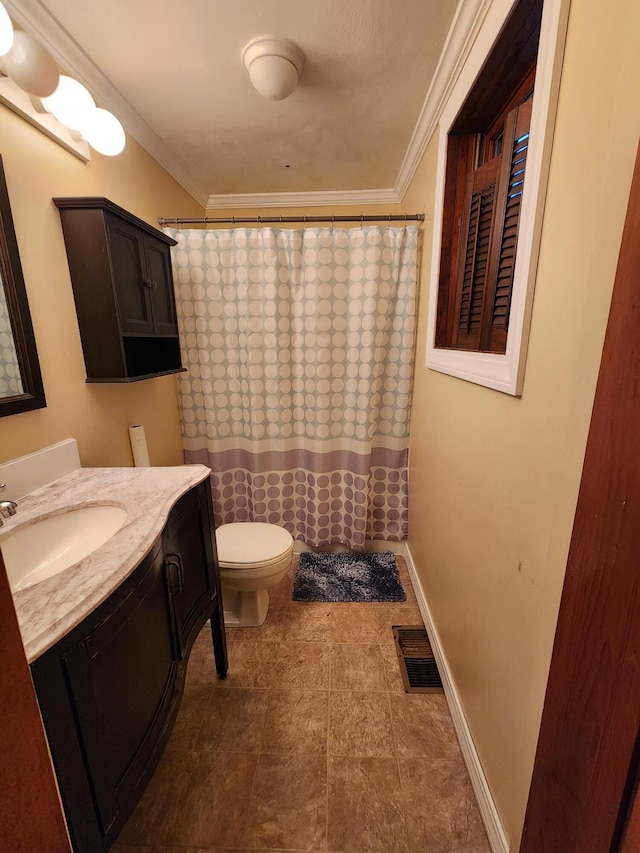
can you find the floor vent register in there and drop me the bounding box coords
[392,625,444,693]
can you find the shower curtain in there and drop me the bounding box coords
[167,224,419,550]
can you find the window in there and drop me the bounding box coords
[442,75,534,355]
[425,0,570,395]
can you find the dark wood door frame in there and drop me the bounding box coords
[521,139,640,851]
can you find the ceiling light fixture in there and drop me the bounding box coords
[0,7,125,158]
[242,36,304,101]
[1,30,59,96]
[0,1,13,57]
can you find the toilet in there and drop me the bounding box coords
[215,522,294,627]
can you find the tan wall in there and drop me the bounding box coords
[0,106,202,468]
[402,0,640,847]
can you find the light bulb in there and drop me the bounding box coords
[0,1,13,57]
[43,75,95,131]
[82,107,125,156]
[2,31,59,96]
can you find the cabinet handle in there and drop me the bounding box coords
[143,278,153,288]
[165,553,184,594]
[151,279,158,289]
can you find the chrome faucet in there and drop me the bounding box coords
[0,484,17,526]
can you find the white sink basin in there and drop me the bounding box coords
[1,505,128,592]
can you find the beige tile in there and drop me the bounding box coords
[215,640,280,688]
[156,849,320,853]
[330,643,386,691]
[166,690,210,751]
[260,688,329,754]
[328,691,395,757]
[396,566,418,606]
[117,747,198,845]
[167,749,258,848]
[225,603,286,642]
[183,633,220,698]
[390,693,462,760]
[375,605,424,643]
[244,754,327,850]
[330,603,381,642]
[268,641,331,689]
[197,688,269,752]
[269,565,295,606]
[327,756,410,853]
[399,758,490,852]
[282,602,332,641]
[380,642,407,693]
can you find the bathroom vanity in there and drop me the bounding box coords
[5,463,227,853]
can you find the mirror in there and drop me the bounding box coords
[0,154,45,416]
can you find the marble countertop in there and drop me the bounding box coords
[2,465,210,663]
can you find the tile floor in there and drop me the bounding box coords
[114,556,490,853]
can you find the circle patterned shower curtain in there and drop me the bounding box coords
[168,224,419,551]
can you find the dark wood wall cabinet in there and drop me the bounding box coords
[30,480,228,853]
[54,197,184,382]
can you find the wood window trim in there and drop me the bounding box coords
[424,0,570,396]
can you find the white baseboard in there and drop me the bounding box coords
[402,543,509,853]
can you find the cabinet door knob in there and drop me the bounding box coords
[143,278,153,288]
[151,279,158,289]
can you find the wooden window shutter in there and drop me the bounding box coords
[452,156,501,350]
[483,97,533,352]
[452,98,533,353]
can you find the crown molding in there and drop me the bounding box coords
[393,0,493,200]
[4,0,492,210]
[2,0,208,207]
[207,0,492,210]
[205,187,401,210]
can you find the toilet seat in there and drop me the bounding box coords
[216,522,293,569]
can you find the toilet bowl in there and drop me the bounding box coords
[216,522,294,627]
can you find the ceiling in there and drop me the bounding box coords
[8,0,462,206]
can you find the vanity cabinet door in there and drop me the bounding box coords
[164,481,218,654]
[60,543,178,838]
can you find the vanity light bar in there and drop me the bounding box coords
[0,1,125,158]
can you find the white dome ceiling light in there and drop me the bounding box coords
[242,36,304,101]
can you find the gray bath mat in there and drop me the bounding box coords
[293,551,406,603]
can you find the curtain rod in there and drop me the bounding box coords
[158,213,424,227]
